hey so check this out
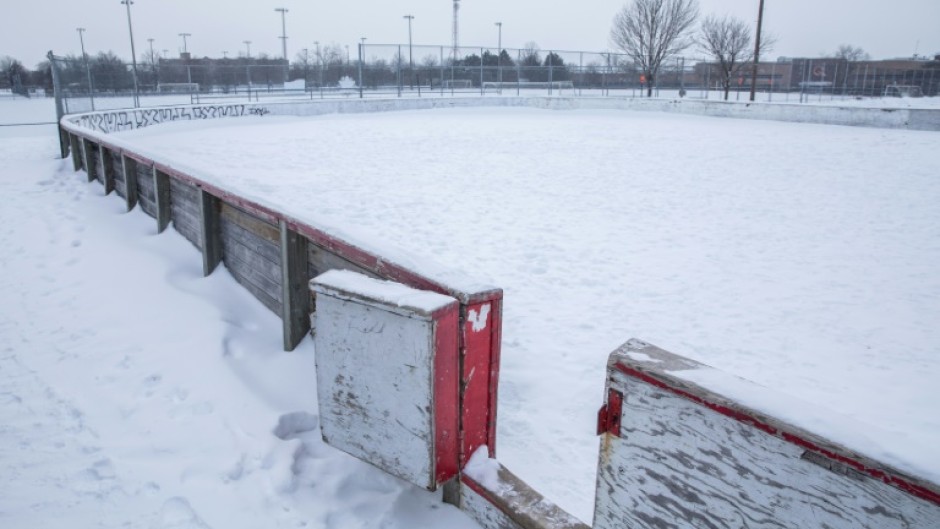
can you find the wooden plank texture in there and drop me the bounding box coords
[311,272,459,491]
[199,190,222,276]
[82,139,97,183]
[153,168,171,233]
[279,221,309,351]
[460,470,589,529]
[70,134,82,172]
[100,148,116,195]
[121,154,138,212]
[169,178,202,249]
[593,340,940,529]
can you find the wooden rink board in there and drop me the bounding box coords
[595,340,940,529]
[310,271,459,490]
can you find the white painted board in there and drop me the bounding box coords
[311,273,457,491]
[594,341,940,529]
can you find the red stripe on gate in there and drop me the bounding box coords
[461,300,499,467]
[434,305,460,485]
[614,362,940,507]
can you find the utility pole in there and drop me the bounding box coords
[178,33,191,54]
[76,27,95,109]
[120,0,140,107]
[275,7,289,82]
[315,41,323,90]
[147,38,155,67]
[749,0,765,102]
[222,51,228,59]
[495,22,503,88]
[244,40,252,59]
[403,15,415,90]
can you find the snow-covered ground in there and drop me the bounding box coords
[0,120,478,528]
[110,107,940,521]
[3,98,940,525]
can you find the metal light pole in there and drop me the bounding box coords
[178,33,191,54]
[749,0,766,102]
[275,7,289,82]
[147,37,156,91]
[358,37,366,98]
[222,51,228,59]
[495,22,502,89]
[403,15,415,90]
[244,40,252,59]
[120,0,140,107]
[76,27,95,109]
[314,41,323,90]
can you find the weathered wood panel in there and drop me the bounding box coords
[217,202,282,314]
[135,163,156,202]
[198,190,222,276]
[82,139,97,183]
[69,134,82,172]
[306,242,381,281]
[593,340,940,529]
[100,148,116,195]
[169,178,202,249]
[311,271,459,491]
[153,169,171,233]
[459,468,589,529]
[280,221,309,351]
[121,154,138,212]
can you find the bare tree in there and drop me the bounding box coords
[833,44,870,62]
[610,0,699,96]
[698,15,773,100]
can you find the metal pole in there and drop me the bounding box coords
[148,38,156,90]
[495,22,502,93]
[358,42,364,98]
[548,51,554,96]
[749,0,765,101]
[47,51,69,158]
[121,0,140,108]
[76,28,95,110]
[404,15,415,91]
[275,8,289,82]
[441,46,445,96]
[244,40,252,59]
[178,33,191,54]
[579,52,583,96]
[480,48,484,96]
[398,45,403,97]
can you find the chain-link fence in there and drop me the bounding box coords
[47,46,940,113]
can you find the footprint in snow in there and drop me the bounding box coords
[153,497,211,529]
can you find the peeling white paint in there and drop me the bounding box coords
[468,304,490,332]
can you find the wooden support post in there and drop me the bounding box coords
[121,154,138,212]
[82,140,97,183]
[198,189,222,276]
[279,220,310,351]
[70,134,82,172]
[153,168,171,233]
[100,148,115,195]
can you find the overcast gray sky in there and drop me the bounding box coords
[4,0,939,67]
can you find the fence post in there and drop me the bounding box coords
[101,148,116,195]
[198,190,222,276]
[548,52,554,96]
[69,134,82,171]
[279,220,310,351]
[82,139,97,183]
[358,43,364,99]
[47,51,69,159]
[121,154,139,212]
[480,48,484,96]
[153,167,171,233]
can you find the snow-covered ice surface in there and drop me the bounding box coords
[112,107,940,522]
[0,123,478,527]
